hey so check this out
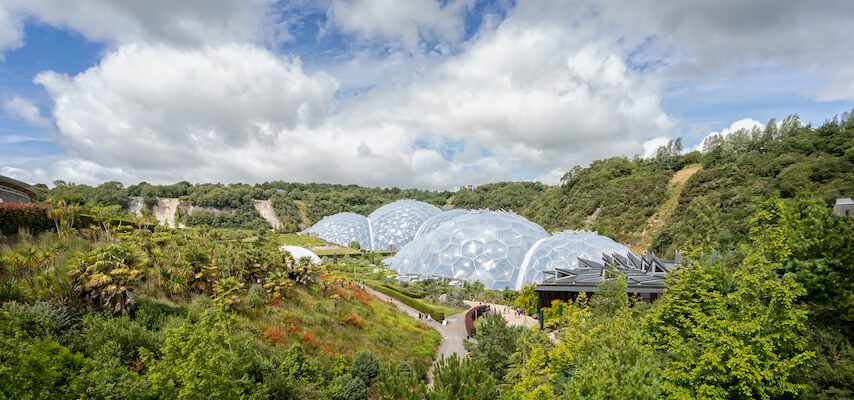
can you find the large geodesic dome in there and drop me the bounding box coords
[515,231,632,290]
[368,200,441,251]
[391,211,549,290]
[306,212,371,249]
[413,209,469,239]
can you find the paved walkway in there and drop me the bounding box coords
[463,301,538,328]
[363,288,538,386]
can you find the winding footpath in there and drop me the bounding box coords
[362,287,537,386]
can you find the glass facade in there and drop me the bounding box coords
[306,212,371,249]
[516,231,631,289]
[389,211,548,290]
[367,200,441,251]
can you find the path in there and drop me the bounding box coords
[293,200,311,229]
[363,288,538,386]
[463,301,538,328]
[630,164,702,252]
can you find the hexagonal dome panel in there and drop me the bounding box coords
[306,212,370,249]
[413,209,469,239]
[368,200,441,251]
[389,211,548,290]
[515,231,631,289]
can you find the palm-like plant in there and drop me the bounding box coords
[213,277,245,310]
[288,257,318,287]
[184,248,218,295]
[263,271,295,300]
[67,244,144,315]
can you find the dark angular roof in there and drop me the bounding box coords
[534,250,678,294]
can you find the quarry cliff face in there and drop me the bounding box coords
[254,199,282,230]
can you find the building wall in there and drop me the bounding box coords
[0,185,33,203]
[835,204,854,217]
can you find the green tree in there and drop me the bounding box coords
[515,283,538,315]
[68,244,144,315]
[644,197,814,399]
[350,350,382,386]
[463,313,523,380]
[0,337,92,400]
[429,354,498,400]
[141,308,265,399]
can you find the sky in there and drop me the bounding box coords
[0,0,852,190]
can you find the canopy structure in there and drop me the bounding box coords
[278,245,322,265]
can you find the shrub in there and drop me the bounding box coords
[329,373,367,400]
[80,313,163,366]
[0,301,76,346]
[0,337,92,400]
[351,350,382,386]
[0,203,53,235]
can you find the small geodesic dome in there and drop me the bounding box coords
[515,231,631,289]
[390,211,549,290]
[307,212,370,249]
[367,200,441,251]
[278,245,322,265]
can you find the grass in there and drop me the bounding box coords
[253,280,440,375]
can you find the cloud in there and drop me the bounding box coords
[642,136,671,158]
[327,0,471,51]
[0,0,282,50]
[0,6,23,56]
[5,1,676,189]
[3,96,51,128]
[691,118,763,152]
[592,0,854,99]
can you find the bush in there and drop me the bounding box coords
[0,337,92,400]
[80,313,163,366]
[329,373,366,400]
[0,203,53,235]
[0,301,76,346]
[351,350,382,386]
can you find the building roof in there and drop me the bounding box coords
[534,251,677,294]
[0,175,37,199]
[836,197,854,206]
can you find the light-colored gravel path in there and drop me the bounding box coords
[363,288,539,386]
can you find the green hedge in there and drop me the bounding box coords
[0,203,53,235]
[367,281,445,321]
[381,283,425,299]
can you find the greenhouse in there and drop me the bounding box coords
[307,200,658,290]
[278,245,322,265]
[306,212,371,250]
[367,200,441,251]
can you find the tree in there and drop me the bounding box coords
[350,350,382,386]
[141,309,264,399]
[644,197,815,399]
[515,283,538,315]
[375,364,428,400]
[784,194,854,336]
[68,244,144,315]
[429,354,498,400]
[463,313,523,380]
[562,311,662,399]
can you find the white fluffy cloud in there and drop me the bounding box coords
[3,96,51,128]
[5,1,676,189]
[0,6,23,56]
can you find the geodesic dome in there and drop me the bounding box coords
[390,211,548,290]
[515,231,631,289]
[413,209,469,239]
[278,245,322,265]
[307,212,370,249]
[368,200,441,251]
